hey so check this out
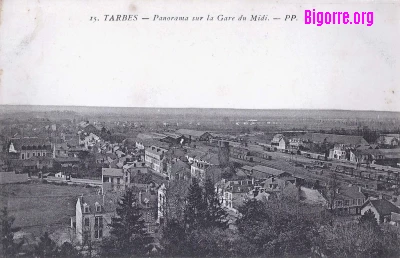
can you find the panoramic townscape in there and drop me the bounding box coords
[1,106,400,257]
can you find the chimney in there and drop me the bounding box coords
[379,194,383,200]
[336,188,340,194]
[102,194,105,205]
[139,191,142,203]
[358,186,362,193]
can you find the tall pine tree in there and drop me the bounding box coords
[184,178,207,230]
[203,178,228,229]
[101,188,153,257]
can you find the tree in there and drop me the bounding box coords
[160,219,188,256]
[184,178,207,231]
[236,198,326,257]
[203,178,228,229]
[325,173,340,211]
[359,209,378,226]
[0,207,23,258]
[100,188,153,257]
[321,221,400,258]
[34,232,58,258]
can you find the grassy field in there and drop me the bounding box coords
[0,181,99,238]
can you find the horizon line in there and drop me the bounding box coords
[0,103,399,113]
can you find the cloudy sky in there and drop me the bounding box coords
[0,0,399,111]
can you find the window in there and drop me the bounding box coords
[84,217,90,227]
[344,200,350,206]
[84,205,89,213]
[94,216,103,228]
[95,228,103,239]
[96,205,101,212]
[117,178,121,184]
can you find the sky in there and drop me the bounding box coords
[0,0,399,111]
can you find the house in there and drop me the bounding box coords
[23,156,54,171]
[329,144,348,160]
[8,137,52,160]
[190,152,221,184]
[349,149,385,164]
[300,133,369,148]
[136,188,159,234]
[190,160,209,184]
[262,176,296,193]
[271,134,288,151]
[251,165,292,180]
[123,161,148,183]
[361,197,400,223]
[145,145,168,174]
[71,194,117,244]
[175,129,213,142]
[185,149,207,164]
[102,168,125,193]
[79,133,100,149]
[289,137,305,150]
[377,134,400,148]
[166,159,190,181]
[332,185,366,215]
[53,143,69,158]
[372,149,400,166]
[219,184,253,213]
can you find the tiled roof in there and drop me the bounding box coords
[301,133,368,146]
[80,194,119,214]
[171,160,190,173]
[367,198,400,216]
[337,186,365,200]
[9,137,51,151]
[102,168,124,177]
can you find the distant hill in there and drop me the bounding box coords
[0,105,399,120]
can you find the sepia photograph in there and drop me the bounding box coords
[0,0,399,257]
